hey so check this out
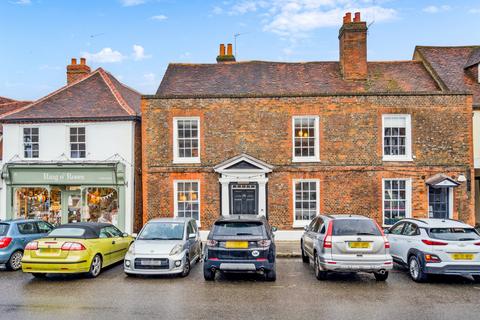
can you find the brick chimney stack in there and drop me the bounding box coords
[67,57,91,84]
[339,12,367,80]
[216,43,236,63]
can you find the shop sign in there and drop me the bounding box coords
[8,167,119,185]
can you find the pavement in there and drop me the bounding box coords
[1,259,480,320]
[276,241,301,258]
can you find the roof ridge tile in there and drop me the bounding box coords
[98,69,136,116]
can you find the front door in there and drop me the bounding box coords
[62,191,82,223]
[231,184,257,215]
[429,187,450,219]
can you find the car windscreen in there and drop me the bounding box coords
[213,221,265,237]
[48,228,86,238]
[138,222,184,240]
[0,224,9,236]
[332,219,381,236]
[428,228,480,241]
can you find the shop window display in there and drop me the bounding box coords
[82,188,119,226]
[15,188,49,221]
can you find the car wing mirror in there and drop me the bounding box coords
[271,226,278,232]
[188,233,196,239]
[383,229,390,234]
[304,225,309,231]
[122,233,129,237]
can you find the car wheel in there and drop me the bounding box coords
[32,273,47,279]
[374,271,389,281]
[301,243,309,263]
[204,267,215,281]
[472,275,480,283]
[7,250,23,271]
[180,257,191,278]
[314,253,327,280]
[87,254,103,278]
[265,267,277,281]
[408,255,428,283]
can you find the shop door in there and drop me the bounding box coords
[62,191,82,224]
[429,187,450,219]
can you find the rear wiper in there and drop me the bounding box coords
[356,233,376,236]
[236,233,253,236]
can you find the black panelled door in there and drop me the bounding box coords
[231,184,258,215]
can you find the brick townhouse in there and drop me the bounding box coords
[142,12,475,235]
[412,46,480,224]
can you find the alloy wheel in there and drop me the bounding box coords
[409,258,419,280]
[10,251,23,270]
[91,255,102,277]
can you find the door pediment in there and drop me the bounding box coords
[214,154,273,174]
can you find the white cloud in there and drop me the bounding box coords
[82,48,126,63]
[469,8,480,14]
[151,14,168,21]
[220,1,397,38]
[423,5,451,14]
[132,45,152,61]
[12,0,31,4]
[120,0,145,6]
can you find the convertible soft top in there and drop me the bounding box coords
[49,222,113,239]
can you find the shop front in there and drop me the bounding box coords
[2,162,126,231]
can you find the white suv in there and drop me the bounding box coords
[386,218,480,282]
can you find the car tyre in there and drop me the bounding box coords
[180,257,191,278]
[32,273,47,279]
[204,268,215,281]
[7,250,23,271]
[265,267,277,282]
[374,271,389,281]
[301,243,309,263]
[314,253,328,280]
[472,275,480,283]
[87,254,103,278]
[408,255,428,283]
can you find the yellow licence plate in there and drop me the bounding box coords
[225,241,248,249]
[451,253,474,260]
[348,242,370,249]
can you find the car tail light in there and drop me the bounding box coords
[25,241,38,250]
[374,221,390,249]
[0,237,13,249]
[424,254,442,263]
[61,242,86,251]
[323,221,333,249]
[475,242,480,246]
[421,239,448,246]
[0,237,12,249]
[206,240,218,247]
[257,240,271,248]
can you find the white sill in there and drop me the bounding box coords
[173,158,201,164]
[382,157,413,162]
[292,158,320,163]
[293,221,310,228]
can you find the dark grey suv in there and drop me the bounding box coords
[203,216,276,281]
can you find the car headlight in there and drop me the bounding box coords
[127,244,135,255]
[170,244,183,256]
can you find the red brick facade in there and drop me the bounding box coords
[141,94,475,229]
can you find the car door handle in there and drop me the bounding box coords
[112,240,116,244]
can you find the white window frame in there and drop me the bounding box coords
[173,180,201,226]
[292,179,320,228]
[382,178,412,227]
[21,126,40,159]
[292,116,320,163]
[173,117,200,164]
[68,126,87,159]
[382,114,412,162]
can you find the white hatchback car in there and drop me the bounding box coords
[301,215,393,281]
[386,218,480,282]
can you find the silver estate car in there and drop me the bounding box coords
[301,215,393,281]
[124,217,202,277]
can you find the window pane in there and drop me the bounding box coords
[294,181,318,222]
[293,117,317,159]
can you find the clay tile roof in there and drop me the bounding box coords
[0,68,141,123]
[415,46,480,106]
[156,60,440,97]
[465,48,480,69]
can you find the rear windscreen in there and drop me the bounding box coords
[213,222,265,237]
[0,224,9,236]
[428,228,480,241]
[332,219,381,236]
[48,228,86,238]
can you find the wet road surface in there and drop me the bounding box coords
[0,259,479,320]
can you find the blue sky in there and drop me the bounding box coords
[1,0,480,100]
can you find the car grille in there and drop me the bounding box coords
[134,258,170,270]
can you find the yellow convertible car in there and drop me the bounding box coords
[22,222,133,278]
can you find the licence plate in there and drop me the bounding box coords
[348,242,370,249]
[225,241,248,249]
[39,248,57,253]
[140,260,164,266]
[451,253,474,260]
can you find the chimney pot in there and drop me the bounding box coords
[80,57,86,65]
[344,12,352,24]
[71,58,77,65]
[67,57,91,85]
[219,44,226,57]
[227,43,233,56]
[354,12,361,22]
